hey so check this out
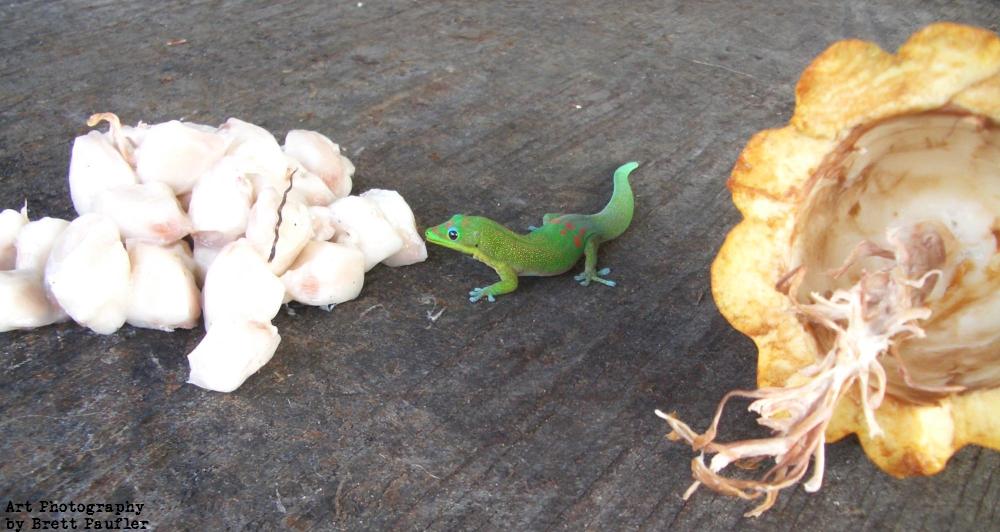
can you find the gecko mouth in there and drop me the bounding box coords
[424,226,470,253]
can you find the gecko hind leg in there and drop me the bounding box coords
[574,240,616,287]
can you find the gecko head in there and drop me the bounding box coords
[425,214,480,254]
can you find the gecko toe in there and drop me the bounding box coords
[469,287,496,303]
[575,270,616,287]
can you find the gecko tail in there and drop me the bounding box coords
[592,161,637,240]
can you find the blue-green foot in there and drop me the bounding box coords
[575,267,616,287]
[469,287,497,303]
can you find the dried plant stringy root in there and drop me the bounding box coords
[657,223,957,517]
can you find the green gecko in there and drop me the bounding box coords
[425,162,637,302]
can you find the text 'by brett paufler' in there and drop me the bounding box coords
[4,500,148,530]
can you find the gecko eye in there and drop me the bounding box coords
[447,228,459,241]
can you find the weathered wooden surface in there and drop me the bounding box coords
[1,1,998,530]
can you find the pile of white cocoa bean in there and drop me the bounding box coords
[0,113,425,392]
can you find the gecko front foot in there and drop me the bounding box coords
[469,287,497,303]
[574,267,616,287]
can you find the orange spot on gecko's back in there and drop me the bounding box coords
[564,222,574,230]
[573,227,585,248]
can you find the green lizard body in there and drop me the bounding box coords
[425,162,637,302]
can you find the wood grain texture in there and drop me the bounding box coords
[1,1,997,530]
